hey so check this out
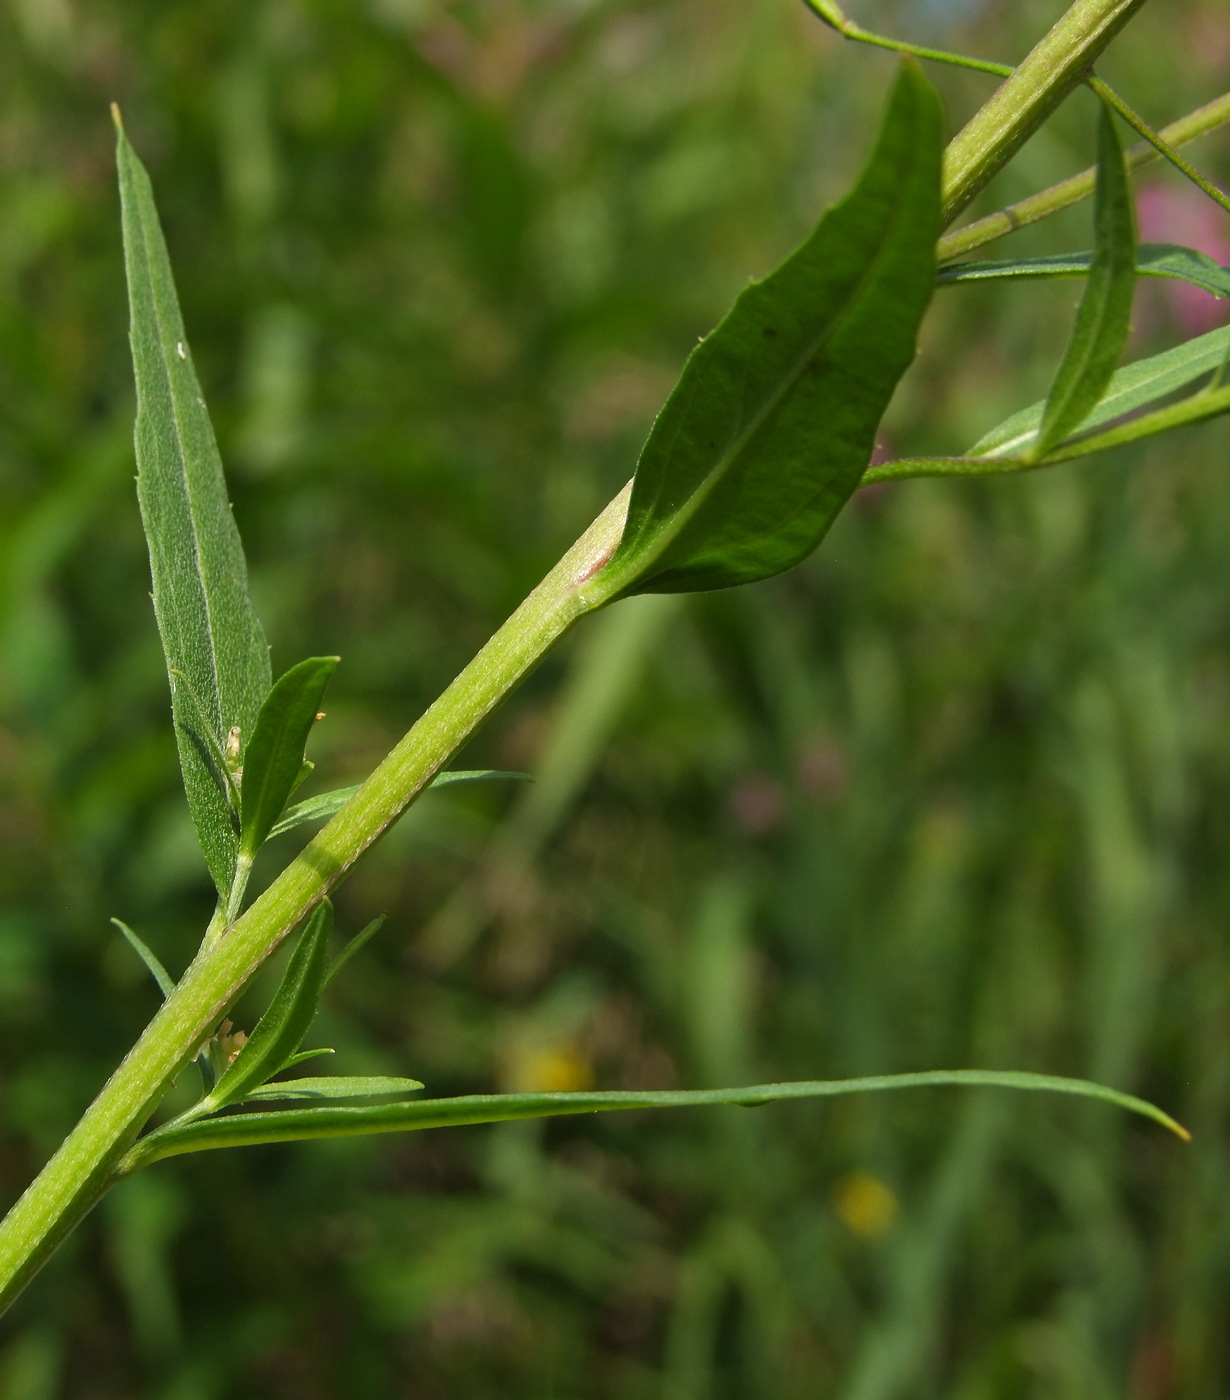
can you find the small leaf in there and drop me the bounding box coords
[120,1069,1188,1172]
[594,62,942,598]
[201,900,333,1112]
[267,770,531,839]
[967,322,1230,459]
[326,914,386,985]
[239,657,338,858]
[111,918,175,999]
[938,242,1230,299]
[1033,102,1137,459]
[281,1048,335,1069]
[114,109,271,896]
[243,1076,424,1103]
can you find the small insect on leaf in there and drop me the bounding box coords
[114,107,271,895]
[594,61,942,599]
[200,899,333,1113]
[239,657,338,858]
[1032,100,1137,460]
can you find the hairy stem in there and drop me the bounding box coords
[0,0,1162,1315]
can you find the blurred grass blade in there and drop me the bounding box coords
[200,900,332,1112]
[326,914,386,985]
[114,109,272,896]
[1033,102,1136,459]
[239,657,337,858]
[121,1069,1188,1171]
[596,62,942,598]
[939,242,1230,297]
[110,919,175,999]
[967,323,1230,458]
[242,1076,424,1103]
[267,770,530,839]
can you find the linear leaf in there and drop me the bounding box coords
[115,110,271,895]
[326,914,386,985]
[110,918,175,999]
[1034,103,1137,459]
[267,770,531,839]
[938,242,1230,298]
[198,900,332,1113]
[966,322,1230,459]
[242,1076,424,1103]
[239,657,337,858]
[595,62,942,598]
[120,1069,1187,1172]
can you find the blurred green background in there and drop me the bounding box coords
[2,0,1230,1395]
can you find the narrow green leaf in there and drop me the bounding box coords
[594,62,942,598]
[966,323,1230,459]
[242,1076,424,1103]
[239,657,337,858]
[200,900,332,1112]
[281,1048,335,1069]
[938,242,1230,298]
[1033,102,1137,459]
[110,918,175,1000]
[120,1069,1188,1172]
[1038,378,1230,463]
[326,914,386,985]
[114,109,271,895]
[267,770,531,839]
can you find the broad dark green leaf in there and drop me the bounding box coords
[1033,102,1137,459]
[200,900,332,1112]
[967,322,1230,459]
[594,62,942,598]
[938,242,1230,298]
[242,1076,424,1103]
[115,110,271,895]
[239,657,337,858]
[110,918,175,999]
[120,1069,1187,1171]
[267,770,531,839]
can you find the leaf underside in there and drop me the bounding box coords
[1034,102,1137,459]
[968,322,1230,459]
[121,1069,1187,1172]
[116,115,271,895]
[937,242,1230,300]
[598,62,943,598]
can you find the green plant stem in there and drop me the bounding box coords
[0,484,632,1312]
[941,0,1148,224]
[0,0,1169,1317]
[939,89,1230,261]
[801,0,1013,78]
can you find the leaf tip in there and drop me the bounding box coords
[110,102,124,137]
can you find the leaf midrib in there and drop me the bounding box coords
[614,135,926,585]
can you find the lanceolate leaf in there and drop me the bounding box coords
[267,770,531,839]
[594,62,942,599]
[1033,102,1137,459]
[938,242,1230,299]
[199,900,333,1113]
[119,1069,1187,1172]
[967,322,1230,459]
[115,110,271,895]
[239,657,338,858]
[242,1076,424,1103]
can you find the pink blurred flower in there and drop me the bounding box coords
[1137,182,1230,335]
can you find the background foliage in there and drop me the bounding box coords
[2,0,1229,1395]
